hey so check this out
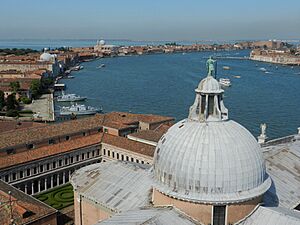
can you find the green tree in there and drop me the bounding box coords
[6,94,18,110]
[9,81,20,93]
[30,80,41,99]
[0,90,5,110]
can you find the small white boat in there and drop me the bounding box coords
[60,104,101,116]
[57,91,87,102]
[223,66,231,70]
[73,65,84,71]
[259,67,267,72]
[97,64,106,68]
[219,78,231,87]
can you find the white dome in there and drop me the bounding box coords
[99,40,105,45]
[40,52,54,61]
[197,76,223,94]
[153,119,271,204]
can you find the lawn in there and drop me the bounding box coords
[34,183,74,210]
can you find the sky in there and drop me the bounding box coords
[0,0,299,41]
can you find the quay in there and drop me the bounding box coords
[23,93,55,122]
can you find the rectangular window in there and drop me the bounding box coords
[40,165,44,172]
[65,158,68,165]
[70,157,74,163]
[48,139,55,145]
[213,206,226,225]
[27,144,34,149]
[82,132,86,136]
[59,160,62,167]
[19,171,23,178]
[33,167,37,174]
[46,163,50,170]
[53,162,56,169]
[6,149,15,155]
[112,152,115,158]
[87,152,90,158]
[82,153,85,160]
[26,169,30,176]
[66,136,70,141]
[104,128,108,133]
[108,150,110,157]
[12,173,16,180]
[76,155,79,161]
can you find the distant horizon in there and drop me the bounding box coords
[0,38,299,42]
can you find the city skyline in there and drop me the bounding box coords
[1,0,300,40]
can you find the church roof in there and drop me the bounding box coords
[238,206,300,225]
[96,206,200,225]
[70,161,153,213]
[153,119,271,204]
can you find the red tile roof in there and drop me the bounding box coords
[102,133,155,157]
[0,134,102,170]
[0,180,57,225]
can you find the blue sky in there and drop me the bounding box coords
[0,0,299,40]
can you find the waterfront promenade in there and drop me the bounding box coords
[24,94,55,122]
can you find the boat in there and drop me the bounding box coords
[60,104,101,115]
[259,67,267,72]
[219,78,231,87]
[233,75,241,78]
[73,65,84,71]
[223,66,231,70]
[57,91,87,102]
[97,64,106,68]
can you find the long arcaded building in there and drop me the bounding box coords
[0,112,174,196]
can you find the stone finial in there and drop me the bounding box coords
[298,127,300,135]
[258,123,267,144]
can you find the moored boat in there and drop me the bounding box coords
[57,91,87,102]
[219,78,231,87]
[59,104,101,115]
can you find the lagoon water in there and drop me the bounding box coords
[1,39,299,139]
[58,50,300,140]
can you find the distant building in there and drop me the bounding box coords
[94,39,118,55]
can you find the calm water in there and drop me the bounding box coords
[57,50,300,140]
[0,39,299,139]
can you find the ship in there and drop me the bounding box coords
[219,78,231,87]
[57,92,87,102]
[97,64,106,68]
[59,104,102,115]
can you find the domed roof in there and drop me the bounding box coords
[197,76,223,94]
[99,40,106,45]
[153,58,271,204]
[40,52,54,62]
[153,119,271,203]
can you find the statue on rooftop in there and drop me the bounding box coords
[206,56,216,77]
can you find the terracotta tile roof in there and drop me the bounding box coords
[154,123,172,133]
[0,134,102,170]
[128,130,164,143]
[107,112,173,124]
[102,133,155,157]
[0,180,57,225]
[0,120,46,134]
[0,112,173,151]
[0,114,104,150]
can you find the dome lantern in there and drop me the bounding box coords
[189,58,228,122]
